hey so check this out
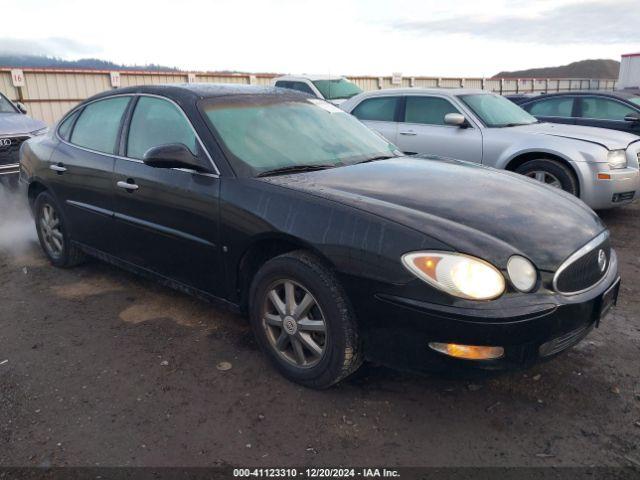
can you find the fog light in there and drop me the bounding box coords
[428,342,504,360]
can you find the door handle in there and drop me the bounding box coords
[399,131,417,136]
[50,164,67,173]
[117,180,139,191]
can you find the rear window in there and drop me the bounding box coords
[71,97,130,154]
[351,97,399,122]
[526,97,574,117]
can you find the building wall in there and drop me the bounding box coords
[0,68,618,125]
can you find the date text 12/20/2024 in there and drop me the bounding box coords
[233,468,401,478]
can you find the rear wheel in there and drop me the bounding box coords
[34,191,85,268]
[515,158,578,196]
[249,251,362,389]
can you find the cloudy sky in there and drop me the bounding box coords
[1,0,638,76]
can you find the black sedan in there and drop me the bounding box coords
[510,90,640,136]
[20,84,620,388]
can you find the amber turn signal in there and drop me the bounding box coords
[428,342,504,360]
[597,173,611,180]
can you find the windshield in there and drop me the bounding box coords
[629,97,640,107]
[459,94,538,127]
[312,79,362,100]
[202,96,397,177]
[0,93,17,113]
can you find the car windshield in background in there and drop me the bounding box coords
[460,94,538,127]
[312,79,363,100]
[0,94,17,113]
[202,97,397,176]
[629,97,640,107]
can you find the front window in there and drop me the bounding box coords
[459,94,538,127]
[0,93,17,113]
[629,97,640,107]
[312,78,362,100]
[201,96,397,177]
[579,97,637,120]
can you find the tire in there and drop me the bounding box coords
[515,158,578,196]
[34,191,85,268]
[249,250,362,389]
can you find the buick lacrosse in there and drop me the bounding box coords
[20,85,620,388]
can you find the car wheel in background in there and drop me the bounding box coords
[515,159,578,196]
[249,250,362,389]
[34,191,85,268]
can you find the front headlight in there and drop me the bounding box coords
[402,252,505,300]
[607,150,627,170]
[507,255,537,292]
[30,127,49,136]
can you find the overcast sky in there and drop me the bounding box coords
[1,0,638,77]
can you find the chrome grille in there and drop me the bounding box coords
[0,136,29,167]
[553,232,610,295]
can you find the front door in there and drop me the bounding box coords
[575,96,640,135]
[394,95,482,161]
[112,95,223,296]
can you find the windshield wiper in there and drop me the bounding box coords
[354,154,397,165]
[500,121,539,128]
[257,164,336,177]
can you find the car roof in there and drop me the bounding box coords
[352,88,487,98]
[521,90,640,102]
[87,83,304,103]
[274,74,347,81]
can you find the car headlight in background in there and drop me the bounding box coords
[30,127,49,136]
[607,150,627,170]
[507,255,537,292]
[402,252,505,300]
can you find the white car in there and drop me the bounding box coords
[272,75,362,105]
[341,88,640,210]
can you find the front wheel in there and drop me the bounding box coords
[515,159,578,196]
[249,251,362,389]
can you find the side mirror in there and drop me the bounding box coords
[142,143,212,173]
[444,113,468,128]
[16,102,27,114]
[624,113,640,123]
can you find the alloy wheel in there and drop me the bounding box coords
[526,170,562,189]
[39,204,64,258]
[261,279,327,368]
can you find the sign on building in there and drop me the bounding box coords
[188,73,196,83]
[11,69,25,88]
[110,72,121,88]
[391,72,403,85]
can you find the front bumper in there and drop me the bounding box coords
[578,154,640,210]
[358,251,620,372]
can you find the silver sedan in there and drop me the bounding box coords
[341,88,640,210]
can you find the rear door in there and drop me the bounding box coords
[349,96,400,146]
[112,95,224,296]
[48,96,131,253]
[522,96,576,125]
[395,95,482,161]
[575,96,640,135]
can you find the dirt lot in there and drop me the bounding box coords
[0,185,639,469]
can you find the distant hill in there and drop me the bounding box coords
[0,54,180,71]
[494,59,620,79]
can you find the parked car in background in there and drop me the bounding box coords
[0,91,47,186]
[272,75,362,105]
[342,88,640,210]
[20,84,620,388]
[510,91,640,136]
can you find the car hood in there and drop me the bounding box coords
[0,113,47,136]
[261,157,605,271]
[510,122,639,150]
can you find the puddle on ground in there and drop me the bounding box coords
[118,298,220,328]
[51,277,125,299]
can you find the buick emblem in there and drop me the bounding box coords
[0,138,11,147]
[597,249,607,272]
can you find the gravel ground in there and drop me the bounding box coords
[0,185,638,468]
